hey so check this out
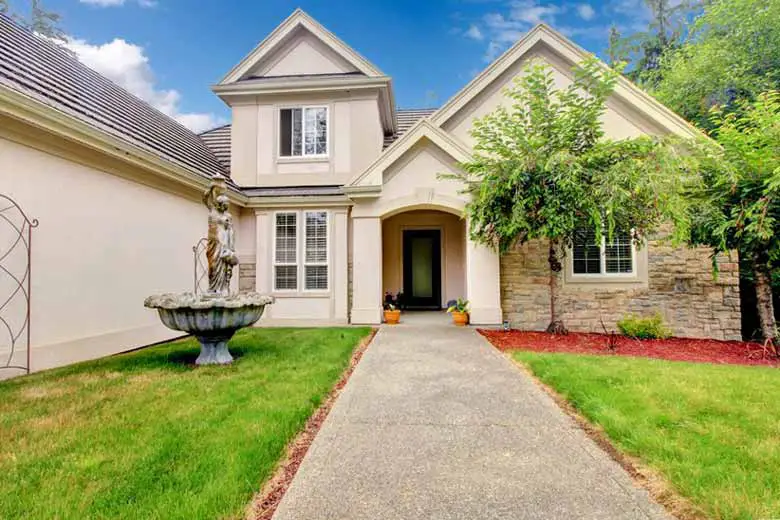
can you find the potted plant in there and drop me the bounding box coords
[383,291,401,325]
[447,298,469,326]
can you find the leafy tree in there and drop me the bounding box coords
[1,0,66,43]
[653,0,780,131]
[446,58,693,333]
[688,92,780,344]
[606,25,628,68]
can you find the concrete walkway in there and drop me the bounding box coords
[273,313,671,519]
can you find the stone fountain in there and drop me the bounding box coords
[144,175,274,365]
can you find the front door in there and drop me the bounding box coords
[402,229,442,309]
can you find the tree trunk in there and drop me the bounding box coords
[753,262,778,344]
[546,239,567,335]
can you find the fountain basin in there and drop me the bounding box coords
[144,292,274,365]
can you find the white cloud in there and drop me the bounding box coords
[79,0,157,8]
[576,3,596,20]
[465,24,484,41]
[66,37,225,133]
[474,0,562,61]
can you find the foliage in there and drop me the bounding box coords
[446,298,469,314]
[687,92,780,340]
[515,351,780,519]
[1,0,66,43]
[617,312,671,339]
[0,327,371,519]
[653,0,780,131]
[383,291,402,310]
[605,24,628,68]
[445,57,695,330]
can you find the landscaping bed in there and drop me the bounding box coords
[0,327,371,520]
[480,329,778,367]
[512,351,780,520]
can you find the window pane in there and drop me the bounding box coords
[315,108,327,155]
[275,213,297,264]
[292,108,302,156]
[572,228,602,274]
[305,211,327,263]
[304,107,317,155]
[279,109,292,156]
[275,265,297,290]
[305,265,328,290]
[605,230,633,273]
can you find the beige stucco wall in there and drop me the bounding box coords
[381,210,466,306]
[229,92,383,188]
[442,45,664,148]
[0,135,209,372]
[251,30,359,77]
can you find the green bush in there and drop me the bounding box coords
[617,312,671,340]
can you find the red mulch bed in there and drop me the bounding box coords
[479,329,779,367]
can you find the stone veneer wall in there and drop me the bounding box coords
[239,262,256,292]
[500,239,742,340]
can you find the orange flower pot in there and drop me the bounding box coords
[451,311,469,327]
[384,309,401,325]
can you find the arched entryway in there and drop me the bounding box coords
[381,209,466,310]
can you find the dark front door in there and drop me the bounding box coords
[402,229,442,309]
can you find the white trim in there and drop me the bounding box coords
[218,9,384,85]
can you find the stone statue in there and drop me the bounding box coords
[203,176,238,297]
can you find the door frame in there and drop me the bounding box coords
[402,228,442,309]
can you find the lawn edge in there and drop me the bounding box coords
[503,351,707,520]
[245,328,378,520]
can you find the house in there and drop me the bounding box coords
[0,10,741,373]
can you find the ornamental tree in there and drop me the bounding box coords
[447,58,694,333]
[688,92,780,344]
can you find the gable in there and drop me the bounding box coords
[431,24,701,143]
[249,29,359,78]
[219,9,383,85]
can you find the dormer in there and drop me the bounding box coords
[213,9,396,187]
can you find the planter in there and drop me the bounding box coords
[384,309,401,325]
[451,311,469,327]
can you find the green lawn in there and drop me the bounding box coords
[0,327,370,520]
[513,351,780,520]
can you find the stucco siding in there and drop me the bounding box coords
[1,136,207,370]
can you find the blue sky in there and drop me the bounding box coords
[8,0,653,131]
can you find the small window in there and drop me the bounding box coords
[272,211,329,291]
[572,228,634,276]
[279,107,327,157]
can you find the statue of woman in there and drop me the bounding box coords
[203,177,238,296]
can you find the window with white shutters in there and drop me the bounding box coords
[274,212,298,290]
[304,211,328,290]
[572,227,634,276]
[272,211,329,291]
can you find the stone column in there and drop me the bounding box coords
[333,209,349,322]
[351,216,382,324]
[466,229,503,325]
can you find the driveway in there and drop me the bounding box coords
[272,313,671,519]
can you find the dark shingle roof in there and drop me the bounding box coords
[199,124,231,170]
[384,107,437,148]
[0,14,226,178]
[198,108,438,170]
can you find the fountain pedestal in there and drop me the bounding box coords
[145,175,274,365]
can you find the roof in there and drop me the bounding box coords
[199,108,436,174]
[241,185,344,197]
[0,14,227,179]
[199,124,231,170]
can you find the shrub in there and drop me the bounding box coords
[617,313,671,340]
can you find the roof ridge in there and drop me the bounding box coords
[199,123,231,135]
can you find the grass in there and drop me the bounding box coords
[512,351,780,520]
[0,327,371,520]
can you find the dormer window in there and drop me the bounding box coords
[279,106,328,157]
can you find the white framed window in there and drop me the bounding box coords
[571,227,635,276]
[272,210,329,291]
[279,106,328,157]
